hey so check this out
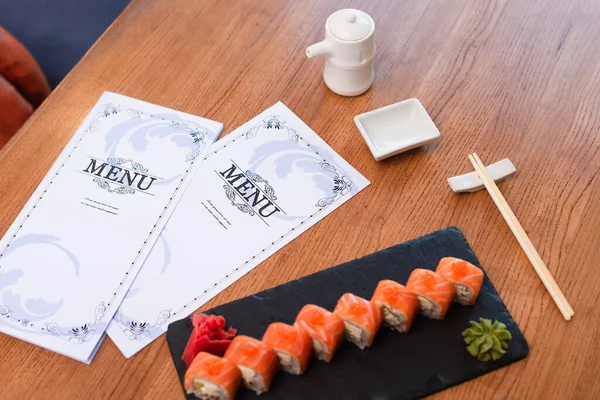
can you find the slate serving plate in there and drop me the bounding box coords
[167,227,528,400]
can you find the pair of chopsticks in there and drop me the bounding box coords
[468,153,574,321]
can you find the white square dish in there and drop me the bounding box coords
[354,98,441,161]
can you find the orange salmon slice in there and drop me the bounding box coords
[294,304,345,362]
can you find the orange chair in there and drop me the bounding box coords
[0,26,50,149]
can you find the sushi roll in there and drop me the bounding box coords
[223,335,279,394]
[333,293,382,349]
[262,322,312,374]
[371,280,420,332]
[406,268,455,320]
[436,257,484,305]
[184,352,242,400]
[294,304,345,362]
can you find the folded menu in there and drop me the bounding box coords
[107,102,370,357]
[0,92,222,362]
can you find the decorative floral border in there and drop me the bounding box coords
[223,185,255,216]
[244,116,299,142]
[46,303,107,344]
[113,309,172,341]
[316,162,352,207]
[245,171,277,200]
[106,158,148,173]
[93,178,136,195]
[168,122,211,162]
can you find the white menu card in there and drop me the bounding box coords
[108,102,370,357]
[0,92,222,362]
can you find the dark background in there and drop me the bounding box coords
[0,0,130,87]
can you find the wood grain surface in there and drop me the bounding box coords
[1,0,599,398]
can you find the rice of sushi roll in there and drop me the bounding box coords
[333,293,382,349]
[184,352,241,400]
[406,268,455,320]
[371,280,420,332]
[262,322,312,374]
[224,335,278,394]
[294,304,346,362]
[436,257,484,305]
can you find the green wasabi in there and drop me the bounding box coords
[462,318,512,361]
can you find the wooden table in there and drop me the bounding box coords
[1,0,599,398]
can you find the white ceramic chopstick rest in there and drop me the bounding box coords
[448,158,516,193]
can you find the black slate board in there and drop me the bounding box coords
[167,227,528,400]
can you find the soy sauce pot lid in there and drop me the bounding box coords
[328,9,374,42]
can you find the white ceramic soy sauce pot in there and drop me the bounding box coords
[306,9,375,97]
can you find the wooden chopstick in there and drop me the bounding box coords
[468,153,574,321]
[471,153,575,317]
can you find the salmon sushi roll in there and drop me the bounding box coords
[333,293,382,349]
[371,280,420,332]
[436,257,484,305]
[294,304,345,362]
[262,322,312,374]
[224,335,278,394]
[406,269,456,320]
[184,352,242,400]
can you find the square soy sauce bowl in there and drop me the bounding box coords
[354,98,440,161]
